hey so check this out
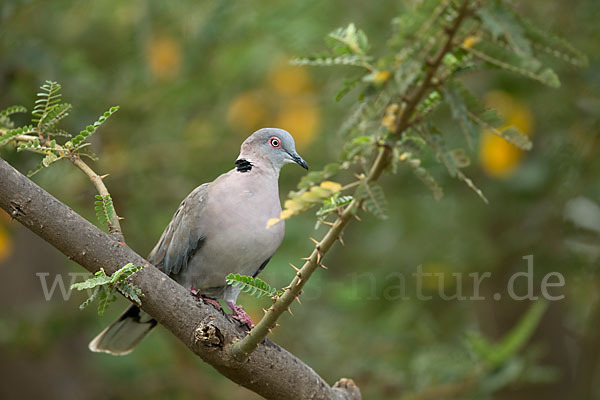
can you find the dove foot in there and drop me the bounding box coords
[190,288,222,309]
[226,301,255,327]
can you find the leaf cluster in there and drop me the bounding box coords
[0,80,118,177]
[284,0,585,223]
[70,263,145,316]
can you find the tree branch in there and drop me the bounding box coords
[0,156,361,400]
[231,0,474,360]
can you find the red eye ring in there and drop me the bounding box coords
[269,136,281,148]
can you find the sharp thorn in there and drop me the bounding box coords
[287,307,294,316]
[300,257,311,261]
[100,174,110,179]
[295,296,302,304]
[338,236,345,246]
[275,323,280,327]
[289,263,300,272]
[353,214,361,221]
[322,221,335,227]
[309,237,319,246]
[319,264,329,269]
[317,252,322,264]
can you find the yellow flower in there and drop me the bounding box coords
[268,62,313,97]
[274,99,319,150]
[0,225,13,264]
[146,35,182,81]
[227,90,267,133]
[373,70,391,84]
[462,35,481,49]
[479,91,534,178]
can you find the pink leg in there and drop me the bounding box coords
[226,301,255,327]
[190,288,222,309]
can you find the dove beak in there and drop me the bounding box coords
[287,151,308,170]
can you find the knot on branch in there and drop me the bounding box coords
[333,378,362,400]
[194,320,224,349]
[9,199,28,218]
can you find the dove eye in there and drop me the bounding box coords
[269,137,281,148]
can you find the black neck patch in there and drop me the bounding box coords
[235,158,253,173]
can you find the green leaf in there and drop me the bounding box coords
[515,14,588,67]
[297,163,342,190]
[32,81,62,124]
[326,23,369,55]
[396,149,444,201]
[226,273,282,299]
[94,194,116,228]
[0,125,36,146]
[78,287,101,310]
[71,105,119,147]
[291,55,368,68]
[39,102,72,132]
[356,182,388,220]
[469,300,549,367]
[465,42,560,88]
[0,105,28,129]
[468,112,532,150]
[71,264,145,316]
[443,81,480,148]
[478,1,532,57]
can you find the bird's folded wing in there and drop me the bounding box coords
[147,183,209,275]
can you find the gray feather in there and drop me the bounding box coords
[89,128,306,355]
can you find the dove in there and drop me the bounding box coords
[89,128,307,355]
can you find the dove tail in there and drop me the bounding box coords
[89,305,157,355]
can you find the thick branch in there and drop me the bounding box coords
[231,0,474,359]
[0,156,360,400]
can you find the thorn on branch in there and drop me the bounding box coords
[290,263,300,272]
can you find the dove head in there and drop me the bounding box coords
[236,128,308,173]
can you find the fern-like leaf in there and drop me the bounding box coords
[0,125,36,146]
[291,55,369,68]
[0,105,27,129]
[39,102,72,132]
[226,273,283,299]
[356,182,388,220]
[70,106,119,147]
[94,194,116,228]
[71,264,145,316]
[32,81,62,124]
[396,150,444,201]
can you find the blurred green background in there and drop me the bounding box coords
[1,1,599,399]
